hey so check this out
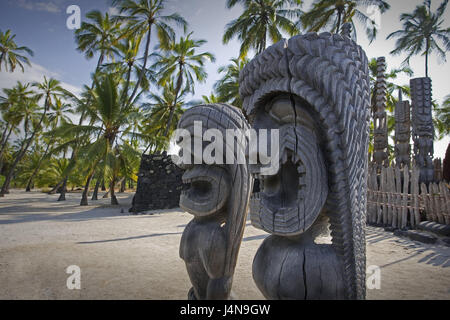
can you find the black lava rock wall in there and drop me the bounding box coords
[130,152,184,213]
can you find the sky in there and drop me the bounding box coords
[0,0,449,157]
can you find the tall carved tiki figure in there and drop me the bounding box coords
[176,104,253,300]
[411,77,434,184]
[240,32,370,300]
[394,90,411,168]
[372,57,389,171]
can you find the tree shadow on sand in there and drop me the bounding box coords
[77,232,183,244]
[366,226,450,268]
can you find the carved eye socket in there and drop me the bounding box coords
[268,98,295,124]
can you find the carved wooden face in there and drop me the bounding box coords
[249,95,328,236]
[180,165,230,218]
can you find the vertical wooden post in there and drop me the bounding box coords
[411,166,420,226]
[433,158,443,182]
[381,167,388,225]
[402,166,410,229]
[387,166,394,226]
[366,170,371,224]
[431,183,444,224]
[369,166,378,224]
[421,183,432,222]
[394,166,402,228]
[439,182,450,225]
[376,169,383,225]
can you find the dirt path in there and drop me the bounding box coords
[0,190,449,299]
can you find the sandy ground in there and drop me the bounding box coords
[0,190,449,300]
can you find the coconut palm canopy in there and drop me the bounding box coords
[0,29,34,72]
[387,0,450,77]
[301,0,390,42]
[223,0,303,57]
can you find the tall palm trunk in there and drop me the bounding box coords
[102,188,110,198]
[119,177,126,193]
[1,138,34,196]
[110,175,119,205]
[25,140,53,192]
[1,141,27,194]
[91,179,101,200]
[0,97,50,196]
[80,171,94,206]
[129,178,133,190]
[49,179,64,195]
[336,6,344,34]
[127,25,152,107]
[0,125,13,172]
[55,53,105,198]
[0,124,9,148]
[121,62,133,104]
[163,66,184,137]
[57,178,68,201]
[259,29,266,54]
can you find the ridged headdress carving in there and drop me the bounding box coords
[240,32,370,300]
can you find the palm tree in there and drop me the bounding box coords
[142,81,191,151]
[15,146,45,189]
[0,94,40,196]
[41,158,71,187]
[301,0,390,42]
[105,36,141,99]
[53,11,123,198]
[75,10,122,71]
[111,0,187,106]
[434,94,450,139]
[0,113,21,173]
[152,32,215,137]
[25,98,74,191]
[0,78,64,196]
[224,0,302,58]
[387,0,450,77]
[202,93,221,104]
[49,83,106,200]
[214,57,249,108]
[0,83,33,171]
[52,74,140,205]
[0,29,34,72]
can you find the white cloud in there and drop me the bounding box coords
[16,0,62,13]
[0,62,82,97]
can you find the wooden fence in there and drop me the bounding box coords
[367,165,450,228]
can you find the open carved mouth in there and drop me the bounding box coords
[248,95,328,236]
[251,148,308,235]
[182,175,214,204]
[180,166,230,217]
